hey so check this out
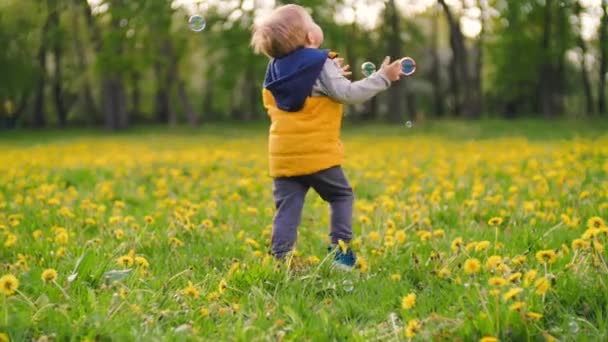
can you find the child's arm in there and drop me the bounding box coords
[312,57,400,105]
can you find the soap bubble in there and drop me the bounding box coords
[569,321,579,334]
[361,62,376,77]
[406,121,413,128]
[189,15,206,32]
[342,280,354,292]
[401,57,416,76]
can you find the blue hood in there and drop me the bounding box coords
[263,48,330,112]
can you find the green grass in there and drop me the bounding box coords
[1,120,607,341]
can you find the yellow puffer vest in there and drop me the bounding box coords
[263,89,344,177]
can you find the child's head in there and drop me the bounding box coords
[251,4,324,58]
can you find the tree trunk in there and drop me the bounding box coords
[448,56,460,116]
[575,1,594,115]
[386,0,403,123]
[539,0,554,118]
[554,1,567,116]
[102,76,128,130]
[155,39,178,124]
[599,1,608,115]
[33,7,51,128]
[48,0,68,127]
[178,80,198,126]
[438,0,475,118]
[130,71,141,119]
[431,4,444,117]
[474,0,487,117]
[71,0,98,123]
[202,78,214,121]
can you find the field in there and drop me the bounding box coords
[1,120,608,341]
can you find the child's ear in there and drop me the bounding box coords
[306,31,315,46]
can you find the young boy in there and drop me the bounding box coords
[251,4,402,269]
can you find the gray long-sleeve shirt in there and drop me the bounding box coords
[311,59,391,104]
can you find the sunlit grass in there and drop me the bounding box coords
[1,122,607,340]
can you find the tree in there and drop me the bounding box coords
[384,0,404,123]
[599,0,608,115]
[438,0,480,118]
[574,1,594,115]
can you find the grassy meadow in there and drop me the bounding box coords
[1,120,608,341]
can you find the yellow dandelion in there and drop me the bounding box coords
[32,230,43,240]
[202,219,214,228]
[401,293,416,310]
[307,256,320,264]
[524,270,538,287]
[390,274,401,281]
[114,229,124,240]
[0,332,9,342]
[41,268,58,283]
[438,268,451,278]
[508,272,522,283]
[432,229,445,238]
[511,255,527,266]
[218,278,228,294]
[117,255,134,268]
[144,215,155,224]
[464,258,481,274]
[359,215,371,225]
[395,230,406,244]
[485,255,503,270]
[534,277,551,295]
[480,337,499,342]
[0,274,19,296]
[169,237,184,247]
[356,256,369,273]
[535,250,556,265]
[405,319,421,338]
[587,216,605,229]
[200,307,210,317]
[475,241,491,252]
[135,256,149,268]
[488,217,503,226]
[451,237,464,252]
[488,277,507,287]
[245,238,260,249]
[54,231,68,245]
[593,241,604,253]
[207,291,220,301]
[502,287,523,302]
[509,301,525,312]
[4,233,17,248]
[182,281,200,298]
[543,332,557,342]
[368,231,380,242]
[526,312,543,321]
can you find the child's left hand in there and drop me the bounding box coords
[333,58,352,78]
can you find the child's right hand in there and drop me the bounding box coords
[378,56,402,82]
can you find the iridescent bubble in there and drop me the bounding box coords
[361,62,376,77]
[342,280,354,292]
[401,57,416,76]
[569,321,579,334]
[406,121,413,128]
[189,15,206,32]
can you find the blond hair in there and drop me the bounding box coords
[251,4,311,58]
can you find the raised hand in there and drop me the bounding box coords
[378,56,402,82]
[334,57,352,78]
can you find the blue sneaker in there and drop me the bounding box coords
[328,246,357,271]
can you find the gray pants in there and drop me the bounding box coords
[272,166,354,257]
